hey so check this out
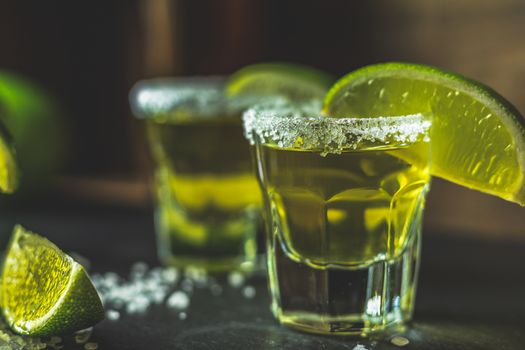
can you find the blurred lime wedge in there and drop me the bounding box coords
[226,62,335,100]
[0,71,66,193]
[1,225,104,336]
[324,62,525,205]
[0,122,18,193]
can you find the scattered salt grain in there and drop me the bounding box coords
[228,272,245,288]
[84,342,98,350]
[167,291,190,310]
[75,328,93,344]
[181,279,194,293]
[92,265,180,315]
[242,285,256,299]
[93,261,260,324]
[391,336,410,347]
[106,310,121,321]
[185,267,208,287]
[103,272,120,286]
[161,267,179,284]
[151,290,167,304]
[352,345,368,350]
[178,312,187,320]
[126,295,151,314]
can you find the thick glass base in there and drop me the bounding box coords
[268,233,420,336]
[155,207,258,272]
[275,311,406,336]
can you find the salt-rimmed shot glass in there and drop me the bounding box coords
[130,77,265,271]
[243,100,431,336]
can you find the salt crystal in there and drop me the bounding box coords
[167,291,190,310]
[366,295,381,316]
[126,295,150,314]
[228,272,245,288]
[151,290,167,304]
[161,267,178,284]
[181,279,194,293]
[145,279,159,292]
[84,342,98,350]
[242,286,256,299]
[178,312,187,320]
[185,267,208,286]
[352,345,368,350]
[102,272,120,287]
[391,336,410,347]
[106,310,120,321]
[75,328,93,344]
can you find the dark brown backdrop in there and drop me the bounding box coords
[0,0,524,236]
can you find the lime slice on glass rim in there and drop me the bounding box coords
[226,62,335,100]
[323,62,525,205]
[1,225,104,336]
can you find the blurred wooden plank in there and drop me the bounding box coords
[376,0,525,113]
[138,0,182,76]
[425,179,525,241]
[52,175,525,242]
[55,175,151,208]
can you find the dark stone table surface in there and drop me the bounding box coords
[1,205,524,350]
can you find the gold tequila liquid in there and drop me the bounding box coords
[148,116,261,270]
[256,140,430,334]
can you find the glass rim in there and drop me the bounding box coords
[242,100,431,154]
[129,76,278,120]
[129,76,227,119]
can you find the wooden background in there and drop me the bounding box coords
[0,0,523,238]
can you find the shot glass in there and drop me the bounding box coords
[130,77,263,271]
[243,100,431,335]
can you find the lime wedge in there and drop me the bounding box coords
[226,62,335,100]
[0,71,65,193]
[324,62,525,205]
[1,225,104,336]
[0,122,18,194]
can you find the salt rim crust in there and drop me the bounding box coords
[130,77,280,119]
[243,100,431,155]
[131,78,223,118]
